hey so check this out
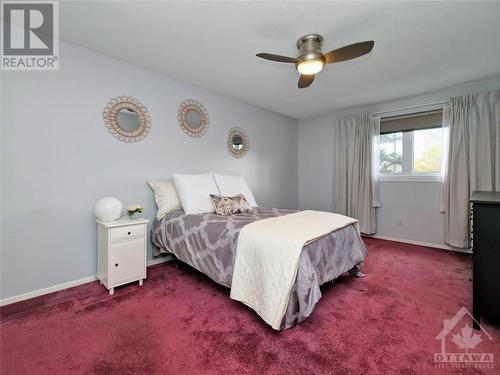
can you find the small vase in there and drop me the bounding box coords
[128,211,140,220]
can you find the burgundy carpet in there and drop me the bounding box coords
[1,238,499,374]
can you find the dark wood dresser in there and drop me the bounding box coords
[470,191,500,329]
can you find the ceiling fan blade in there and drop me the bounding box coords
[298,74,315,89]
[324,41,374,64]
[256,53,297,63]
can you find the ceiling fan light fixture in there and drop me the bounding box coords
[297,59,324,75]
[256,33,374,88]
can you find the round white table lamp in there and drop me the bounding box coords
[94,197,123,222]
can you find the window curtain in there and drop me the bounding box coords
[332,114,380,234]
[441,91,500,248]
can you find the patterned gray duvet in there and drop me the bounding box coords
[152,208,367,330]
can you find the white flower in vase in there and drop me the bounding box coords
[127,204,144,219]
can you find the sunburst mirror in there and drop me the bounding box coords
[177,99,209,137]
[103,96,151,143]
[227,127,249,158]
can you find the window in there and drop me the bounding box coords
[380,132,403,173]
[379,110,443,179]
[413,128,442,173]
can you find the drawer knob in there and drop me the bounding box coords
[128,231,131,235]
[115,263,118,267]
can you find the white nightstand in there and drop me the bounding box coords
[96,217,149,295]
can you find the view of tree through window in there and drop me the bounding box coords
[413,128,442,173]
[380,132,403,173]
[379,128,442,175]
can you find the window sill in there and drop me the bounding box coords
[379,174,441,182]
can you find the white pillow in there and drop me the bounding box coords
[213,173,257,207]
[173,173,220,214]
[148,180,182,220]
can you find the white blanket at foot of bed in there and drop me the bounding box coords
[230,210,358,330]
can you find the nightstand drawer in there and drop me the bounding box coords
[109,224,145,242]
[108,238,145,286]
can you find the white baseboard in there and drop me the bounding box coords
[147,255,174,266]
[364,234,471,254]
[0,257,173,307]
[0,275,98,307]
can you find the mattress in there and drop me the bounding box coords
[152,208,367,329]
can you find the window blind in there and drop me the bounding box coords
[380,109,443,134]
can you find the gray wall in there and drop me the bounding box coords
[0,42,298,299]
[298,77,500,248]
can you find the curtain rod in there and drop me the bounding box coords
[372,100,448,117]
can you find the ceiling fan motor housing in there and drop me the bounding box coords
[295,34,325,68]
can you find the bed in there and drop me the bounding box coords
[152,207,367,330]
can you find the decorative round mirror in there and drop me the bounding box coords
[227,127,249,158]
[177,99,209,137]
[103,96,151,142]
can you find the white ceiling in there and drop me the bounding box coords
[59,1,500,119]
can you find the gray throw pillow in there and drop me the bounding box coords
[210,194,253,216]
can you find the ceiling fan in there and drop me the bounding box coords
[256,34,374,88]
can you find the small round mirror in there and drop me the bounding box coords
[227,128,249,158]
[177,99,209,137]
[103,96,151,143]
[117,108,140,132]
[185,109,202,129]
